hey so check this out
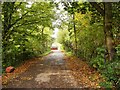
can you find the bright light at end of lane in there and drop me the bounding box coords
[51,28,59,38]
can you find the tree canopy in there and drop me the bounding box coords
[1,1,120,88]
[2,2,55,69]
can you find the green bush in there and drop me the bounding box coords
[99,81,113,88]
[90,45,120,88]
[115,44,120,57]
[90,47,106,70]
[102,60,120,87]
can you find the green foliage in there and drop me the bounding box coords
[90,45,120,88]
[59,1,120,88]
[115,44,120,57]
[2,2,54,72]
[77,22,104,59]
[101,59,120,88]
[99,81,113,88]
[90,47,105,70]
[57,29,73,52]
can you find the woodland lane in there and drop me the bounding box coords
[3,50,83,88]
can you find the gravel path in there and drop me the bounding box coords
[3,50,83,88]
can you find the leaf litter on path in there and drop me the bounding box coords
[64,55,105,88]
[2,57,42,85]
[2,51,105,88]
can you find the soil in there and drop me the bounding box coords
[2,50,103,89]
[3,50,84,88]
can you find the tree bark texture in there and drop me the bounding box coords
[104,2,115,61]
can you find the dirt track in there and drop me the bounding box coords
[3,50,83,88]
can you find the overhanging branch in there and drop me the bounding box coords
[88,0,104,16]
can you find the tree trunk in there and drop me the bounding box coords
[89,2,115,61]
[73,13,77,56]
[104,2,115,61]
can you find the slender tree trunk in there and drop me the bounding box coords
[41,27,44,40]
[73,13,77,56]
[104,2,115,61]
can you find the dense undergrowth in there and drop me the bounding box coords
[90,45,120,88]
[64,45,120,88]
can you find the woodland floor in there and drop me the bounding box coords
[2,50,104,89]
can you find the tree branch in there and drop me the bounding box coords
[8,11,29,30]
[88,0,104,16]
[15,21,42,28]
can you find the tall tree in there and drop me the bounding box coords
[90,2,115,60]
[64,1,115,60]
[2,2,54,69]
[73,13,78,55]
